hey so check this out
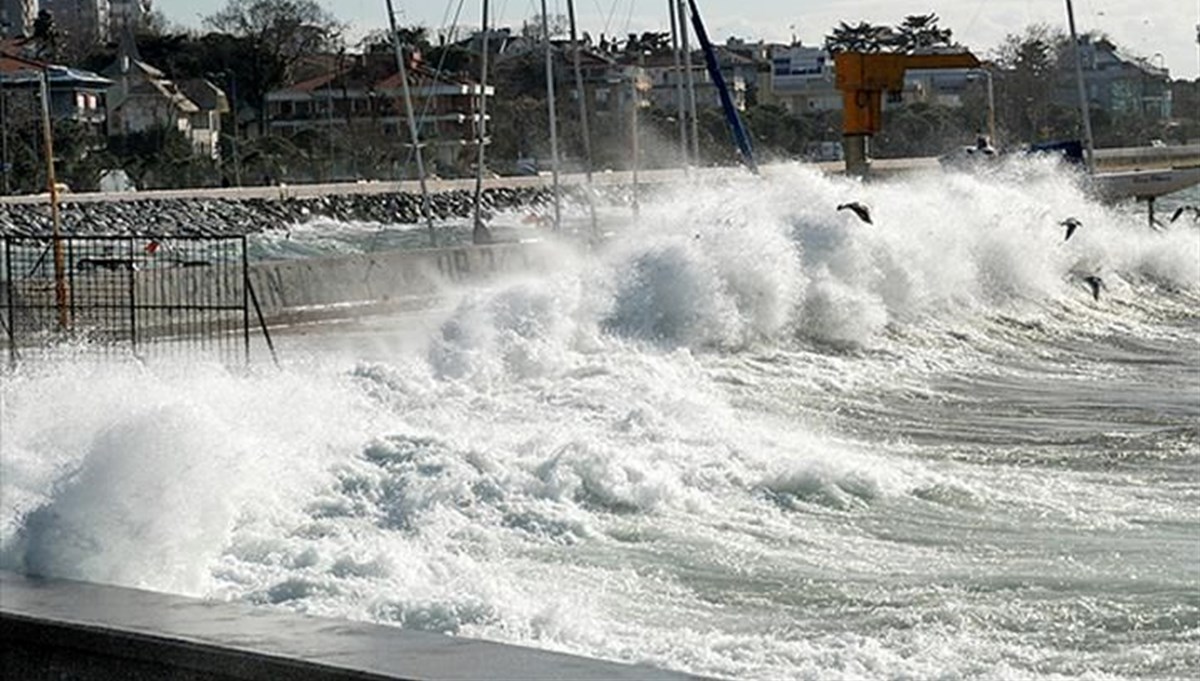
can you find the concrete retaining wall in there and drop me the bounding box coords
[246,240,553,325]
[1,571,711,681]
[2,240,555,342]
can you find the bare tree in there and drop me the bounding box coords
[203,0,345,83]
[992,24,1066,143]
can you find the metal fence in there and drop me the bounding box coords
[2,235,272,366]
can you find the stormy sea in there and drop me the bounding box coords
[2,158,1197,680]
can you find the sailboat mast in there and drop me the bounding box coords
[541,0,562,230]
[386,0,437,246]
[631,54,641,217]
[1065,0,1096,173]
[668,0,688,167]
[676,0,700,164]
[39,67,68,329]
[567,0,597,236]
[472,0,491,244]
[567,0,592,184]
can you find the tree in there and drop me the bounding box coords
[203,0,345,84]
[993,24,1066,143]
[824,21,893,54]
[624,31,672,57]
[521,14,569,39]
[895,14,954,53]
[137,9,176,37]
[31,10,59,61]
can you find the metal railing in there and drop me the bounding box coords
[2,235,275,366]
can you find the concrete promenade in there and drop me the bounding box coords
[0,571,712,681]
[1,144,1194,207]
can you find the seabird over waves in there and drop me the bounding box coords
[1060,217,1082,241]
[1169,205,1199,223]
[837,202,872,224]
[1083,275,1104,301]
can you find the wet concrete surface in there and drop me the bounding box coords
[1,570,714,680]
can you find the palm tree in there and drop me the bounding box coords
[824,22,892,54]
[896,14,954,53]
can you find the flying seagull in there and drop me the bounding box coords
[1082,275,1104,301]
[1169,205,1199,223]
[1060,217,1082,241]
[837,202,872,224]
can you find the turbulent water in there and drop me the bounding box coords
[2,160,1198,680]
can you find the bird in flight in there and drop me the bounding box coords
[837,202,872,224]
[1060,217,1082,241]
[1169,206,1199,223]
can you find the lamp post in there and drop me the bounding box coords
[229,74,242,186]
[985,68,995,147]
[968,67,996,147]
[1,78,9,195]
[210,71,242,186]
[38,66,68,329]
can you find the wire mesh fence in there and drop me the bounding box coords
[2,235,263,366]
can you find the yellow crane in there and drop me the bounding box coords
[834,52,981,175]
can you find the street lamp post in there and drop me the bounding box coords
[985,68,996,147]
[211,71,243,186]
[229,75,242,186]
[1,79,9,195]
[38,67,69,329]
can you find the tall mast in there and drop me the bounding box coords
[567,0,597,237]
[630,54,642,218]
[39,67,68,329]
[386,0,437,246]
[686,0,755,173]
[676,0,700,164]
[472,0,492,244]
[668,0,688,167]
[541,0,561,230]
[1065,0,1096,173]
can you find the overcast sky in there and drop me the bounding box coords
[154,0,1200,80]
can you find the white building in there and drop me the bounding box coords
[762,44,841,113]
[103,56,227,159]
[639,55,746,113]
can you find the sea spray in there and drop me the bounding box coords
[1,159,1196,679]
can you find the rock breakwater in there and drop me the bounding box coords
[0,185,609,238]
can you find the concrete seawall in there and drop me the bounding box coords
[0,571,712,680]
[1,239,556,340]
[245,239,555,325]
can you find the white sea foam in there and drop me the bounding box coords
[2,159,1197,679]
